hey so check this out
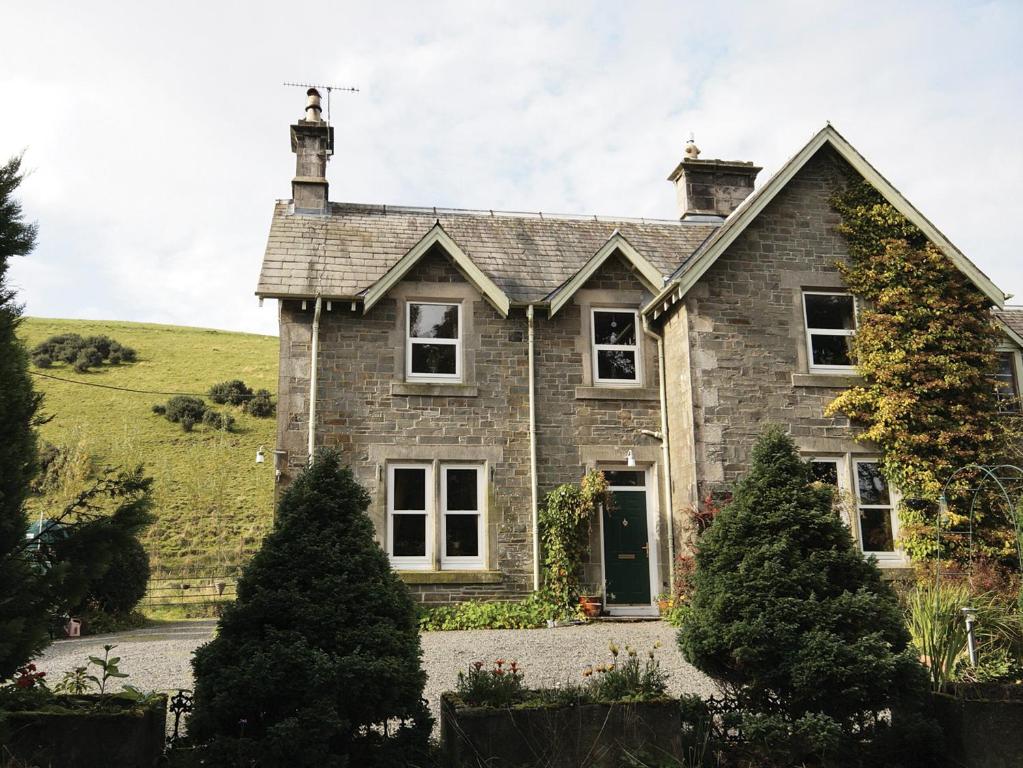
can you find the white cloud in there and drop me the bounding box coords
[1,1,1020,336]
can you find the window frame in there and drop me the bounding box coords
[852,458,901,561]
[386,463,434,570]
[440,464,486,570]
[802,291,857,373]
[994,349,1022,412]
[591,307,643,387]
[406,300,462,383]
[809,456,851,528]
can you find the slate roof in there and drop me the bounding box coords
[255,201,718,303]
[995,307,1023,344]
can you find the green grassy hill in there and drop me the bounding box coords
[19,317,279,575]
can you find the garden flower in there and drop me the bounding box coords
[473,661,484,671]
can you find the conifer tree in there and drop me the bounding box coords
[0,154,48,678]
[190,450,431,767]
[678,426,939,767]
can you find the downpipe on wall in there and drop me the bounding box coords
[641,314,675,593]
[527,304,541,592]
[308,296,323,464]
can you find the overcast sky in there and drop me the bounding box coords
[2,1,1020,336]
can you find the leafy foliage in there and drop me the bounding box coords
[539,470,610,607]
[826,180,1021,562]
[208,379,253,406]
[243,388,275,418]
[455,659,525,708]
[80,535,150,615]
[30,333,136,372]
[154,395,233,433]
[678,426,939,767]
[418,594,558,631]
[189,450,431,767]
[582,641,668,703]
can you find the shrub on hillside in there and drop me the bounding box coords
[30,333,136,372]
[201,409,235,432]
[209,379,252,406]
[189,450,431,766]
[163,396,207,425]
[79,535,150,616]
[678,426,940,767]
[243,388,275,418]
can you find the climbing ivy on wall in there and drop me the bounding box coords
[825,180,1020,562]
[539,470,610,607]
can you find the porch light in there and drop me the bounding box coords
[962,606,978,666]
[255,445,266,464]
[625,450,636,468]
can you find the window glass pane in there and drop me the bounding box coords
[445,514,479,557]
[604,471,644,487]
[804,294,855,330]
[411,343,457,375]
[410,303,459,339]
[393,468,426,510]
[859,508,895,552]
[810,461,839,486]
[810,334,853,367]
[995,352,1017,394]
[446,469,478,511]
[392,514,427,557]
[856,462,891,506]
[594,311,637,345]
[597,350,637,380]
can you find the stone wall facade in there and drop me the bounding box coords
[275,247,670,603]
[660,144,905,563]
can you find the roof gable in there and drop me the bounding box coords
[547,231,663,317]
[996,309,1023,348]
[647,124,1006,320]
[361,222,511,317]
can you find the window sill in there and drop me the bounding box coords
[397,570,503,585]
[791,373,863,388]
[575,386,659,401]
[391,382,479,397]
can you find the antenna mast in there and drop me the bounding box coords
[283,81,359,127]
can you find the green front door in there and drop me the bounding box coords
[602,472,651,605]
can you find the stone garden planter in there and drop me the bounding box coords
[440,692,684,768]
[931,684,1023,768]
[0,693,167,768]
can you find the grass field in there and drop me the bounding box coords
[19,317,279,575]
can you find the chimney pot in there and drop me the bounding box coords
[304,88,322,123]
[668,142,760,221]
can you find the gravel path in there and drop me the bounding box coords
[36,620,717,726]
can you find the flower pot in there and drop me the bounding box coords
[657,599,670,614]
[578,595,602,618]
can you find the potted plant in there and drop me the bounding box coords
[578,591,602,618]
[656,592,671,615]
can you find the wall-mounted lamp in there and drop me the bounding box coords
[625,449,636,468]
[255,445,266,464]
[273,449,288,482]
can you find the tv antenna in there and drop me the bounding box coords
[282,81,359,126]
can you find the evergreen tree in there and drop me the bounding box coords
[189,450,431,767]
[678,426,939,767]
[0,154,48,678]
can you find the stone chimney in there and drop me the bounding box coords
[667,137,761,221]
[290,88,334,214]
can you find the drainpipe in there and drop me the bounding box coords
[308,296,323,463]
[642,315,675,593]
[527,304,541,592]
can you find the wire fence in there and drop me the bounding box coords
[144,565,247,608]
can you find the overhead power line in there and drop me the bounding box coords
[28,370,276,401]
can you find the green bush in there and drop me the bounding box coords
[80,535,150,615]
[678,426,940,768]
[163,396,207,424]
[419,594,559,631]
[189,450,431,767]
[201,409,235,432]
[539,471,609,608]
[243,388,275,418]
[30,333,136,372]
[209,379,252,406]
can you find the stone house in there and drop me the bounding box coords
[256,90,1023,613]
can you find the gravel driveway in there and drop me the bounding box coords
[36,620,717,726]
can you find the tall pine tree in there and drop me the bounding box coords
[0,154,48,678]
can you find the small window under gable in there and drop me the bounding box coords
[592,308,641,385]
[803,291,857,371]
[994,351,1021,412]
[407,301,461,381]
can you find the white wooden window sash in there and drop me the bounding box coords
[853,459,900,559]
[591,308,642,385]
[386,463,433,570]
[406,301,461,382]
[802,291,857,372]
[440,464,485,570]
